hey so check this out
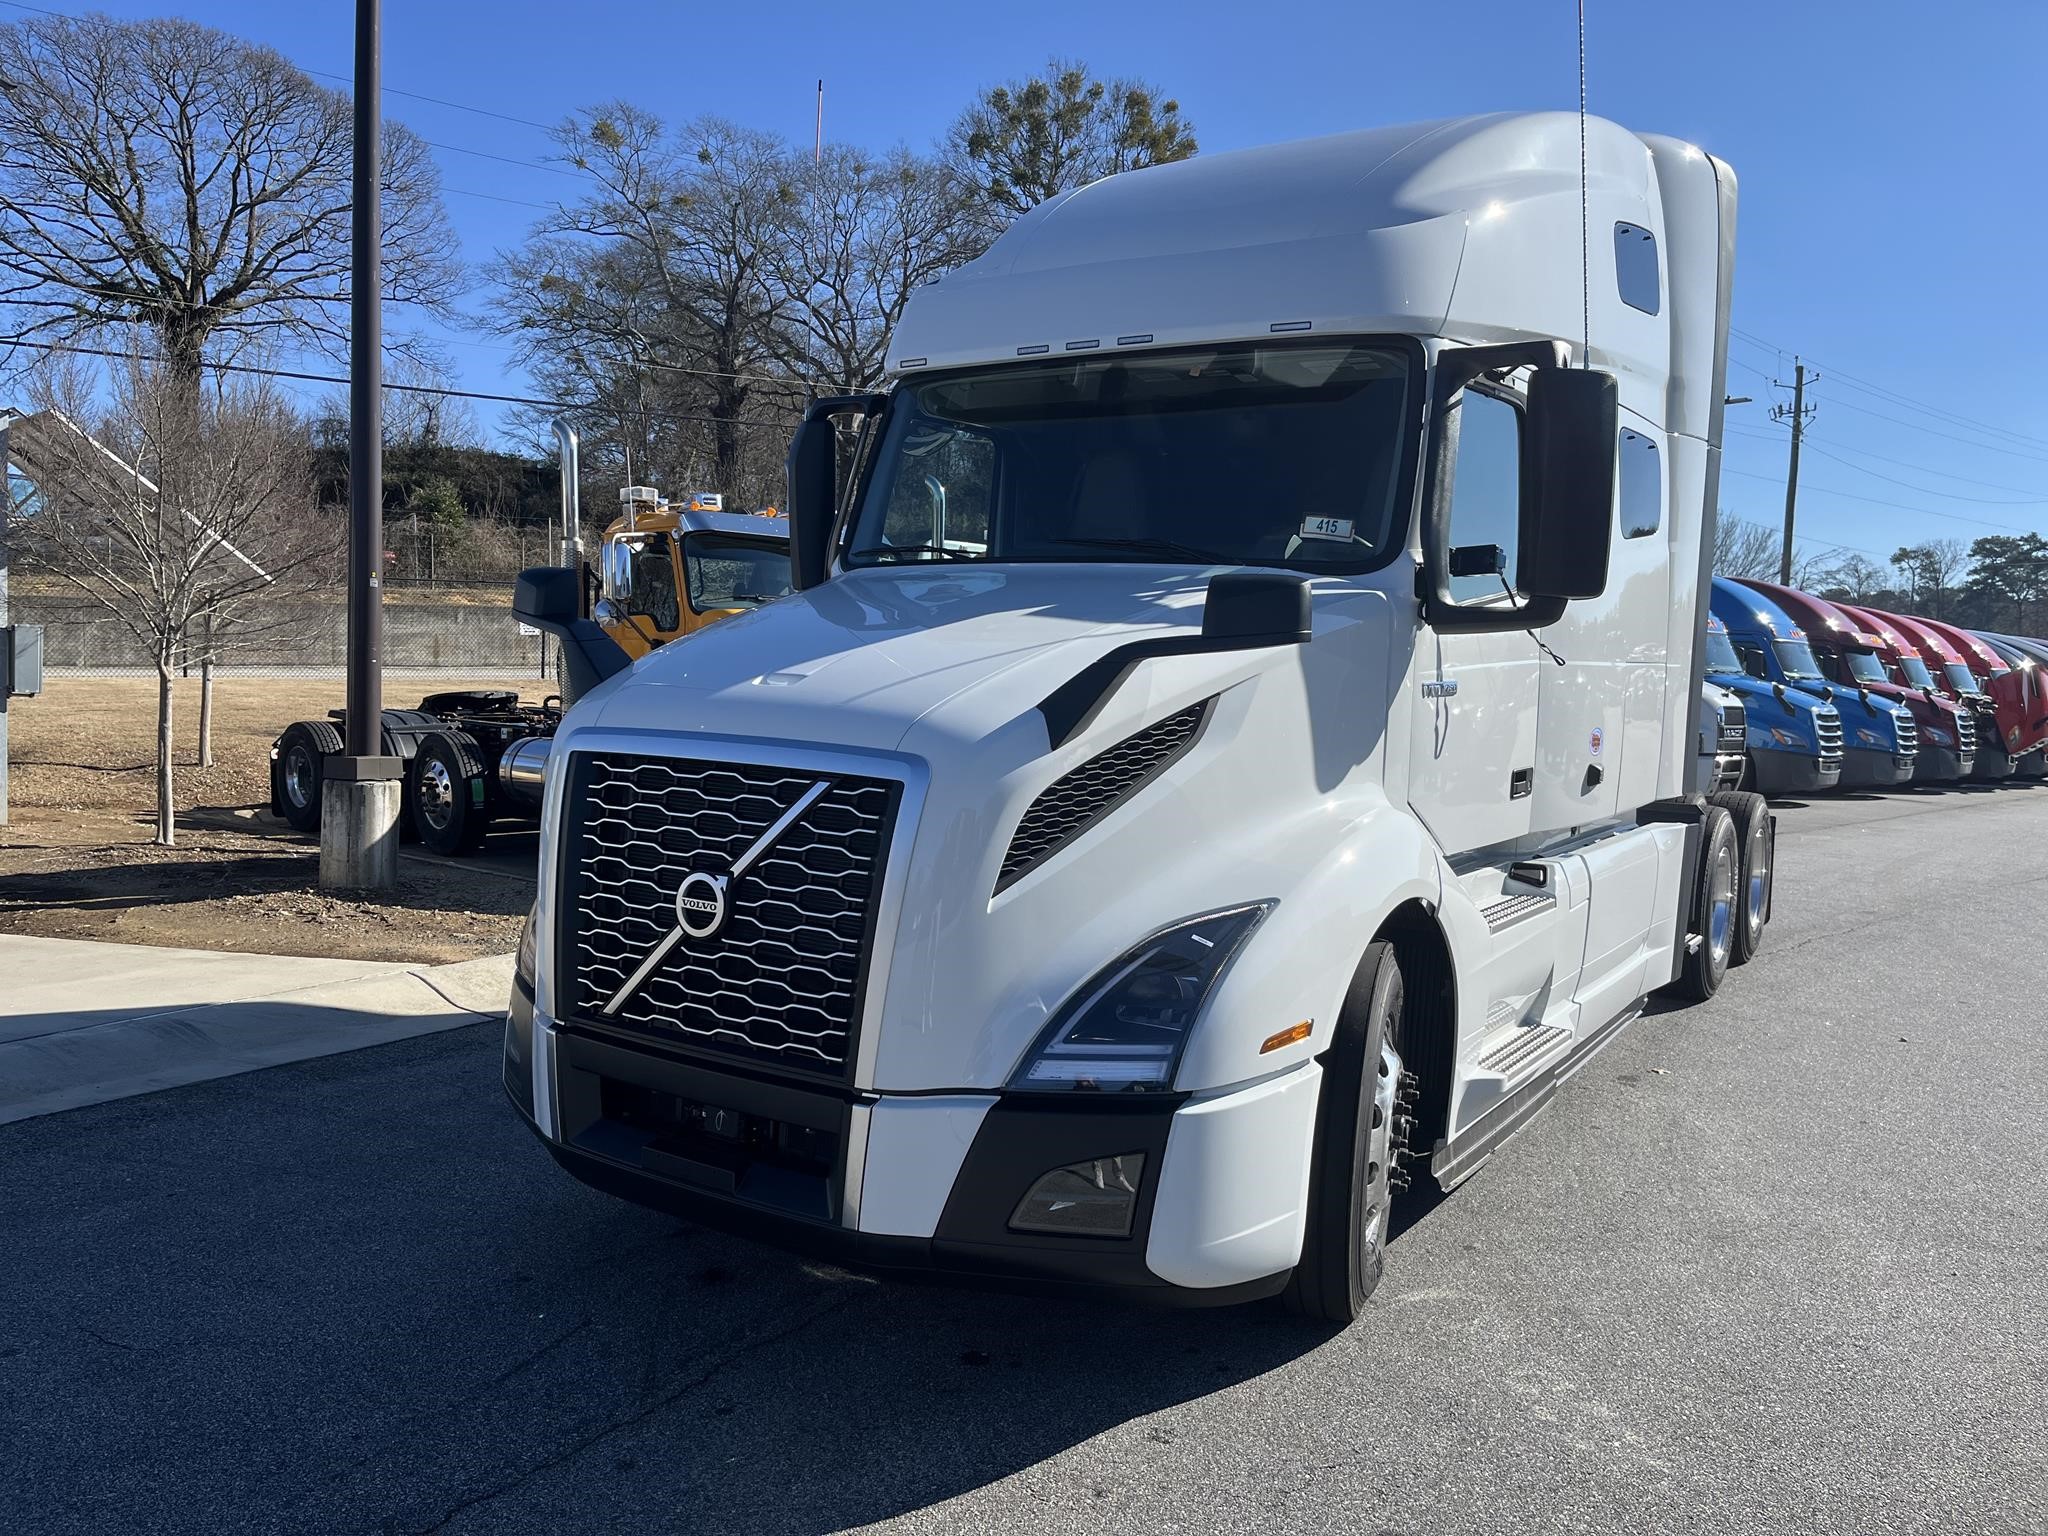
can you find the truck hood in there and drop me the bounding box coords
[582,564,1220,753]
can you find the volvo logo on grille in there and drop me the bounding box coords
[674,871,728,939]
[601,778,832,1016]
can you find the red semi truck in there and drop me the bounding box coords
[1871,609,2010,779]
[1736,581,1976,783]
[1913,615,2048,773]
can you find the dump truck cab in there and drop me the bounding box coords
[1699,605,1841,793]
[597,490,793,660]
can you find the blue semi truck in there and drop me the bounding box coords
[1703,605,1843,794]
[1709,579,1915,789]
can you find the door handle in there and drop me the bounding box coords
[1510,767,1534,799]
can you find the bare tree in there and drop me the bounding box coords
[1813,550,1884,598]
[771,144,967,391]
[1891,538,1970,618]
[0,13,459,399]
[1712,513,1780,579]
[7,356,339,844]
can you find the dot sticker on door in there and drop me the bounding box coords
[1589,726,1604,756]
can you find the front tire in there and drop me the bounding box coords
[1286,942,1406,1326]
[1709,789,1772,965]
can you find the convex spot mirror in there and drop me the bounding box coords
[1518,368,1617,601]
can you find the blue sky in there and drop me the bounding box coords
[20,0,2048,565]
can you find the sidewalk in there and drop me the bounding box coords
[0,935,514,1125]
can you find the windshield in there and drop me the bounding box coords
[1898,654,1938,689]
[1705,631,1743,675]
[1942,662,1980,693]
[844,342,1414,571]
[1843,650,1888,684]
[1772,639,1825,680]
[684,535,791,610]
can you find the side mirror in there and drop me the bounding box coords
[514,565,630,705]
[1518,368,1617,600]
[599,536,634,602]
[785,392,885,590]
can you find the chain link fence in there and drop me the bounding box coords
[14,580,556,679]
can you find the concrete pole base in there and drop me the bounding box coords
[319,777,401,893]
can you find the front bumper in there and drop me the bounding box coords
[1837,746,1916,788]
[1913,746,1971,783]
[1749,749,1841,795]
[505,984,1306,1305]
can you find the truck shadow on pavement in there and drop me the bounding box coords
[1,1019,1360,1536]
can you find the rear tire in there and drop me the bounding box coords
[272,719,342,834]
[1709,790,1772,965]
[1285,942,1405,1326]
[408,731,492,855]
[1675,805,1739,1001]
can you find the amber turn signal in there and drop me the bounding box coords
[1260,1020,1313,1054]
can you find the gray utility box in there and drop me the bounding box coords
[4,624,43,697]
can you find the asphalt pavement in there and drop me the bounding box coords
[3,783,2044,1535]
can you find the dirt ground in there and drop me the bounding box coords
[0,674,536,963]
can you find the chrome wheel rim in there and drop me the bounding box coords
[418,758,456,831]
[284,748,314,809]
[1708,839,1738,966]
[1746,832,1769,930]
[1365,1038,1403,1250]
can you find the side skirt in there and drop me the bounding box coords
[1428,1000,1643,1190]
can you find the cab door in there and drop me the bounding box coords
[1408,386,1541,855]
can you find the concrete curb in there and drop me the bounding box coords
[0,944,516,1126]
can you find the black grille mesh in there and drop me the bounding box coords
[996,700,1210,893]
[563,753,897,1077]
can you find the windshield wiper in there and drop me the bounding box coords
[1047,536,1233,564]
[855,544,986,564]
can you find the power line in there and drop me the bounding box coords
[1801,432,2048,498]
[1722,466,2042,533]
[1800,440,2048,507]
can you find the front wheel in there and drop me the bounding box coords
[1286,942,1407,1326]
[273,719,342,834]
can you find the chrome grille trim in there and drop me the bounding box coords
[995,698,1212,894]
[1894,711,1918,753]
[1814,706,1844,761]
[1955,710,1976,754]
[560,750,902,1080]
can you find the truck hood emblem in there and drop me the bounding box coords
[600,779,830,1015]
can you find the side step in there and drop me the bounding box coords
[1432,1005,1639,1190]
[1477,1023,1570,1078]
[1480,891,1554,933]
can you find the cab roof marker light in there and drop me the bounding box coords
[1270,320,1313,333]
[1065,339,1101,351]
[897,357,927,369]
[1116,334,1154,346]
[1017,344,1051,356]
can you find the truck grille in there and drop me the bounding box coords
[560,751,900,1080]
[1955,709,1976,756]
[1717,701,1748,753]
[1813,705,1843,762]
[1894,710,1918,756]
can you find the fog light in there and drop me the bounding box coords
[1009,1152,1145,1237]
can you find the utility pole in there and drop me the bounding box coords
[0,410,12,827]
[320,0,400,891]
[1772,358,1816,585]
[814,79,824,164]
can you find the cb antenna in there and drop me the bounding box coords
[1577,0,1590,368]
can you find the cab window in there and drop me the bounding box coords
[1445,388,1521,603]
[628,540,680,632]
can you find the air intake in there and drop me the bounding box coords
[996,699,1213,894]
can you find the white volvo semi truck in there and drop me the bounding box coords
[505,112,1763,1323]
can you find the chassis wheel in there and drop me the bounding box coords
[1286,941,1407,1326]
[409,731,492,855]
[1675,805,1740,1001]
[273,719,342,834]
[1709,790,1772,965]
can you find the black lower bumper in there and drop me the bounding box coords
[1750,749,1841,795]
[504,987,1286,1307]
[1837,747,1915,788]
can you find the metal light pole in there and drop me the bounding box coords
[0,410,12,827]
[319,0,401,890]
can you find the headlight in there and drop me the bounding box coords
[1007,903,1271,1093]
[1926,726,1953,746]
[515,905,538,990]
